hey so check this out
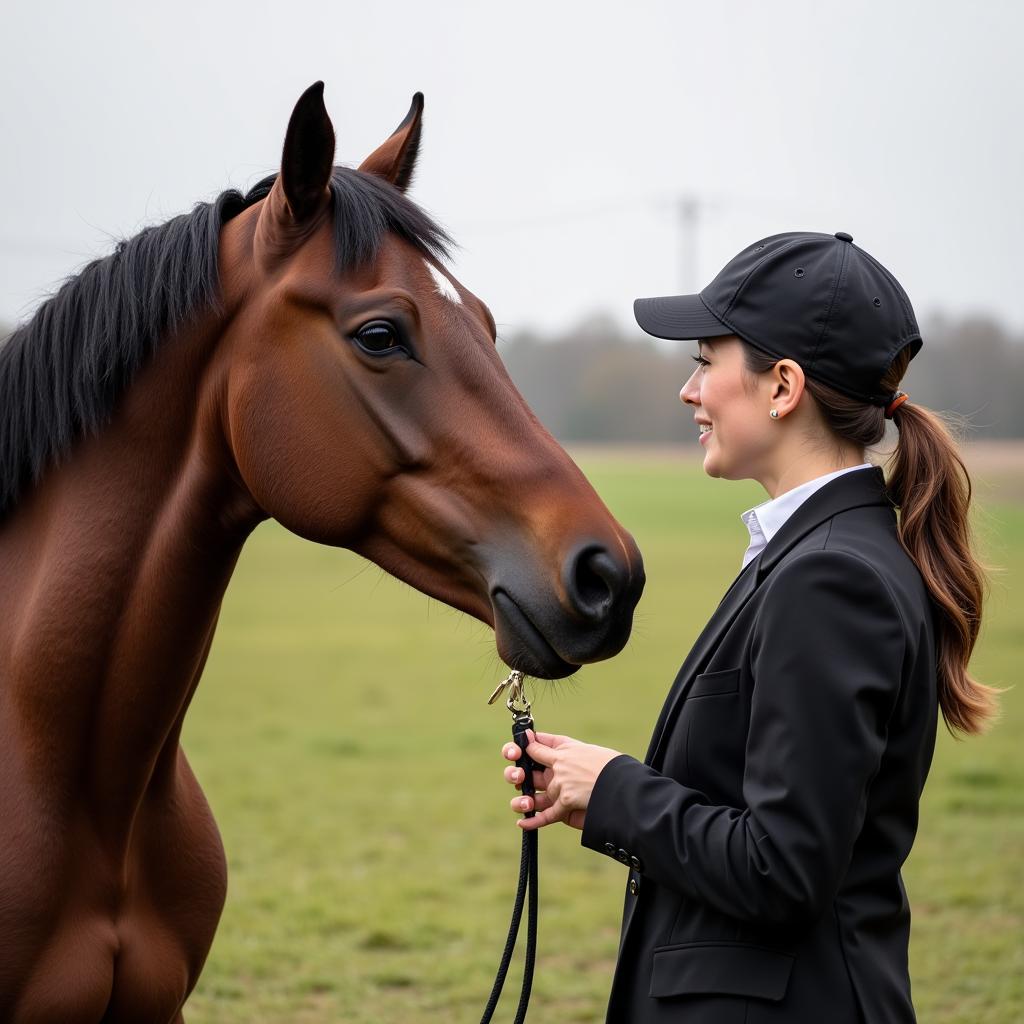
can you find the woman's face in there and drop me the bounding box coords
[679,336,776,481]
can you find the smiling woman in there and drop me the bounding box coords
[0,83,643,1023]
[503,231,995,1023]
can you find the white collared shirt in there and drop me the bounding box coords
[740,464,873,569]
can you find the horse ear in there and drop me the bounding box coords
[358,93,423,192]
[255,83,335,267]
[279,81,336,221]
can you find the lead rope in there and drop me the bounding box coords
[481,671,539,1024]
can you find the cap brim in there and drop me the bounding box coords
[633,294,734,341]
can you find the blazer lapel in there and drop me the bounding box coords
[644,466,893,769]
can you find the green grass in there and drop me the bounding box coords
[183,454,1023,1023]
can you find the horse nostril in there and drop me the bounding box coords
[567,545,623,622]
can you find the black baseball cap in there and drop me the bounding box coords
[634,231,922,405]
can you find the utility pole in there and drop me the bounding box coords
[676,194,700,293]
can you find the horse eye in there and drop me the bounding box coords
[353,320,404,356]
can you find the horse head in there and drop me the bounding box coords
[219,83,644,679]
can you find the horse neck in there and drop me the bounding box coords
[0,305,262,828]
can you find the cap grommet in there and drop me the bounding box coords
[873,297,882,307]
[794,267,805,278]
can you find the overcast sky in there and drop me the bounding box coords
[2,0,1021,340]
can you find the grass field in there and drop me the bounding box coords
[182,448,1023,1023]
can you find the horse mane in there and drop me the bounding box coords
[0,167,452,520]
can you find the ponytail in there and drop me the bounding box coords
[742,343,997,736]
[886,398,995,735]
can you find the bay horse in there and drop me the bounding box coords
[0,84,644,1022]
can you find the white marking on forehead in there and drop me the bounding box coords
[425,260,463,305]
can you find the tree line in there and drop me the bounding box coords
[3,310,1022,440]
[500,311,1024,441]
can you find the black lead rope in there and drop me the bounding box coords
[482,676,540,1024]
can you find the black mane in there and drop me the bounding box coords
[0,168,451,520]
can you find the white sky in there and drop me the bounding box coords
[2,0,1022,338]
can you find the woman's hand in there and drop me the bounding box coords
[502,730,622,832]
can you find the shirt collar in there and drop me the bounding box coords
[740,464,873,568]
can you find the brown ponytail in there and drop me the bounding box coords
[885,381,995,735]
[743,343,997,736]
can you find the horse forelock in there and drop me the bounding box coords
[0,167,453,521]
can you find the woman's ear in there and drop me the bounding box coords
[770,359,806,419]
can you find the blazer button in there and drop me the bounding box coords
[616,848,630,864]
[629,878,639,896]
[604,843,616,856]
[630,855,643,871]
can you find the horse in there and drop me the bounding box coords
[0,83,644,1022]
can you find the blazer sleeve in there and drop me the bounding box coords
[581,549,907,926]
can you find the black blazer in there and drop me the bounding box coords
[581,467,938,1024]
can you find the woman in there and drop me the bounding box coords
[502,231,996,1023]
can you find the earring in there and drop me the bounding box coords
[769,409,779,419]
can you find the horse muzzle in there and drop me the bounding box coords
[489,538,645,680]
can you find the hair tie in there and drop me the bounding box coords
[885,391,909,418]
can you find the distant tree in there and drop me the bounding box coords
[905,314,1024,439]
[501,313,694,442]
